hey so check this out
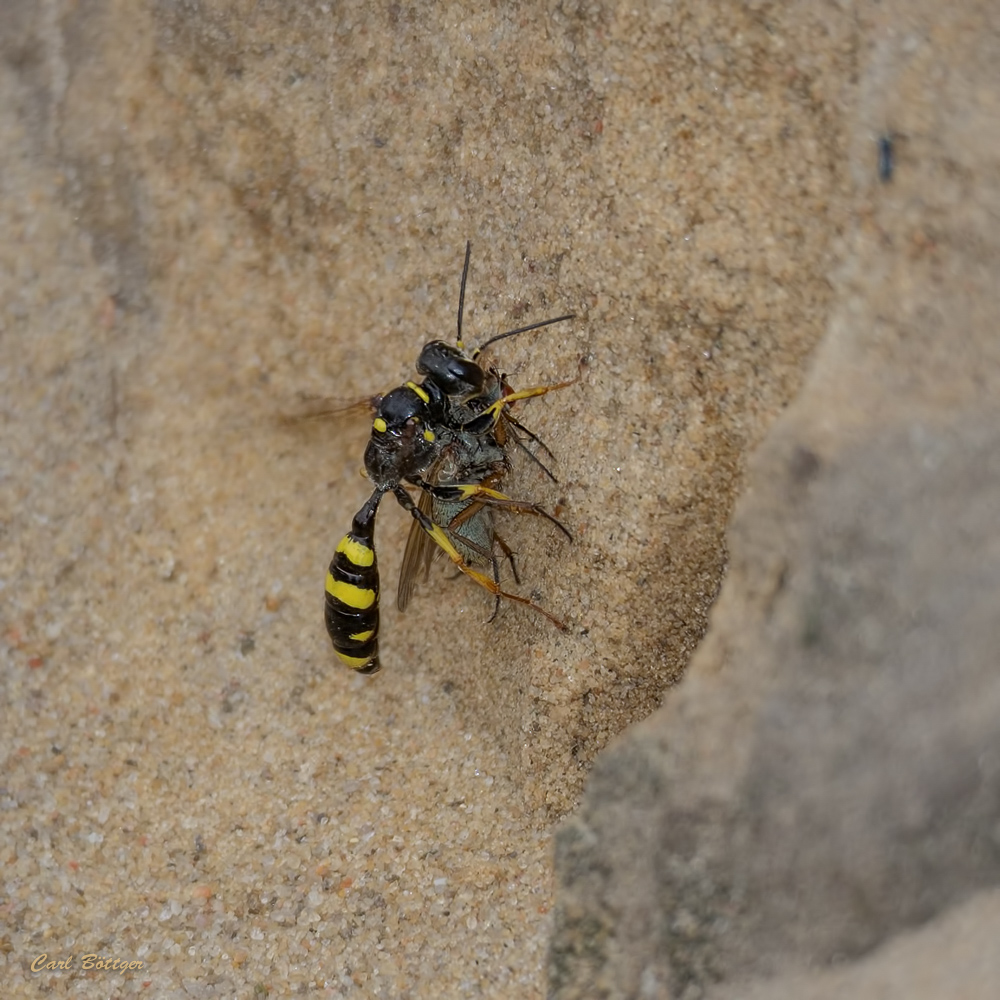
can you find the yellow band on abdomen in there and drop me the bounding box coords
[326,573,376,610]
[336,535,375,568]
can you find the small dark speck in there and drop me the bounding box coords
[878,134,893,183]
[373,135,387,148]
[788,445,821,484]
[801,601,824,648]
[239,634,255,656]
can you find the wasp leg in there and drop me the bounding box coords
[469,516,532,629]
[504,412,558,476]
[442,517,517,624]
[486,549,503,624]
[506,413,555,458]
[508,431,558,482]
[436,474,537,580]
[391,485,568,631]
[414,479,572,542]
[460,376,578,438]
[494,533,519,582]
[428,493,504,622]
[493,531,519,587]
[440,486,523,584]
[492,377,578,411]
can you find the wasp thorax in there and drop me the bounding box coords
[364,385,440,487]
[416,341,486,400]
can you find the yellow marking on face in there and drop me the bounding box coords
[349,629,374,643]
[336,535,374,568]
[373,417,387,433]
[336,649,377,670]
[423,428,436,442]
[406,381,430,404]
[326,573,376,610]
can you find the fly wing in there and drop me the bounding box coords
[397,487,437,613]
[279,394,380,425]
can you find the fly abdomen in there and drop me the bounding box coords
[325,492,383,674]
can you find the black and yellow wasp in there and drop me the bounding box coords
[324,243,575,674]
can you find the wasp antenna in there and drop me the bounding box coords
[456,240,473,350]
[474,313,575,359]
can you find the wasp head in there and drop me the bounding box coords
[363,385,441,487]
[416,341,486,402]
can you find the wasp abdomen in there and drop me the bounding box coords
[325,498,382,674]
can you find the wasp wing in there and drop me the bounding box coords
[396,487,438,613]
[279,394,380,426]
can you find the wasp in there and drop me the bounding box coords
[324,243,575,674]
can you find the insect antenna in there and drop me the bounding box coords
[474,313,576,359]
[456,241,574,357]
[456,240,473,350]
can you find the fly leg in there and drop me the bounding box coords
[391,486,568,631]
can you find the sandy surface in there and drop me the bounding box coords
[0,58,548,999]
[0,1,851,995]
